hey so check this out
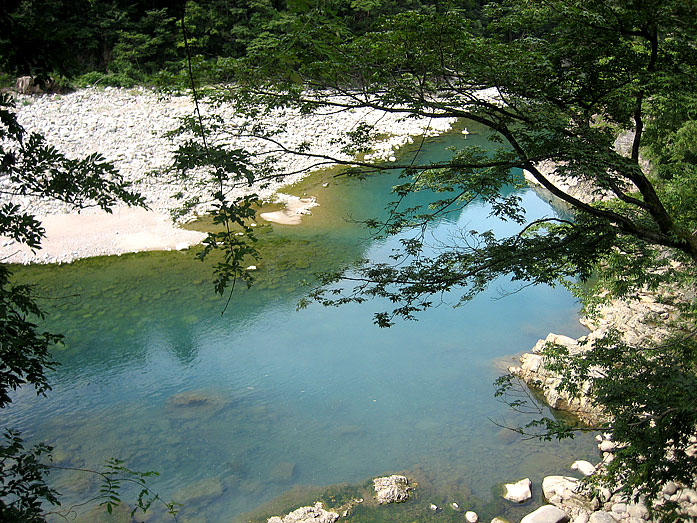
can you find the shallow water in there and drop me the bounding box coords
[8,125,599,521]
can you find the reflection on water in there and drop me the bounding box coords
[8,127,599,521]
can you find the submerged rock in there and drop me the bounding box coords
[372,474,411,504]
[165,390,227,419]
[270,461,296,483]
[267,501,338,523]
[173,476,224,506]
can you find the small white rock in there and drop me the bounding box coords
[429,503,438,511]
[503,477,532,503]
[571,460,596,476]
[465,510,478,523]
[246,265,257,270]
[599,440,616,452]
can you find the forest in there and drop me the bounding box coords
[2,0,697,521]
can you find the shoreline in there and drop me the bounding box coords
[1,86,457,265]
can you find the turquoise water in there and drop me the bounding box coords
[7,126,598,521]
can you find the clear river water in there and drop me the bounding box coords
[7,124,598,522]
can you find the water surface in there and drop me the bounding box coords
[8,125,598,521]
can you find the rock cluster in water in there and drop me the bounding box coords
[372,474,411,504]
[267,501,339,523]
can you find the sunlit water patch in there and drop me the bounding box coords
[8,126,599,521]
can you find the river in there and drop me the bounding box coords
[7,123,598,522]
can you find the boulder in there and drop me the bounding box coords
[571,460,595,477]
[588,512,616,523]
[503,478,532,503]
[520,505,570,523]
[267,502,338,523]
[16,76,33,94]
[465,510,478,522]
[598,440,615,452]
[542,476,579,503]
[662,481,678,496]
[373,474,410,504]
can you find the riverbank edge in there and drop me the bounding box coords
[0,85,462,265]
[509,158,696,522]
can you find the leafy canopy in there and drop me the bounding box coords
[192,0,697,517]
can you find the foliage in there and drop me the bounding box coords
[187,0,697,518]
[0,430,57,521]
[96,459,180,518]
[1,0,486,86]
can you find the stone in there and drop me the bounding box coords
[662,481,678,496]
[588,512,617,523]
[173,476,224,505]
[542,476,579,502]
[599,440,616,452]
[429,503,438,511]
[372,474,410,504]
[599,488,612,502]
[626,504,648,519]
[678,488,697,504]
[465,510,479,522]
[573,515,589,523]
[520,505,570,523]
[270,462,296,483]
[611,503,627,514]
[16,76,33,94]
[267,502,338,523]
[571,460,596,476]
[491,518,510,523]
[503,477,532,503]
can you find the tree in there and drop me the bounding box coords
[187,0,697,518]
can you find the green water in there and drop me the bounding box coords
[7,125,599,522]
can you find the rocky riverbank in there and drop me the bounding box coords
[1,86,457,264]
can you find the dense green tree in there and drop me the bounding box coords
[197,0,697,518]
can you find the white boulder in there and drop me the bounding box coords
[543,476,580,503]
[503,477,532,503]
[588,512,616,523]
[520,505,570,523]
[571,460,596,477]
